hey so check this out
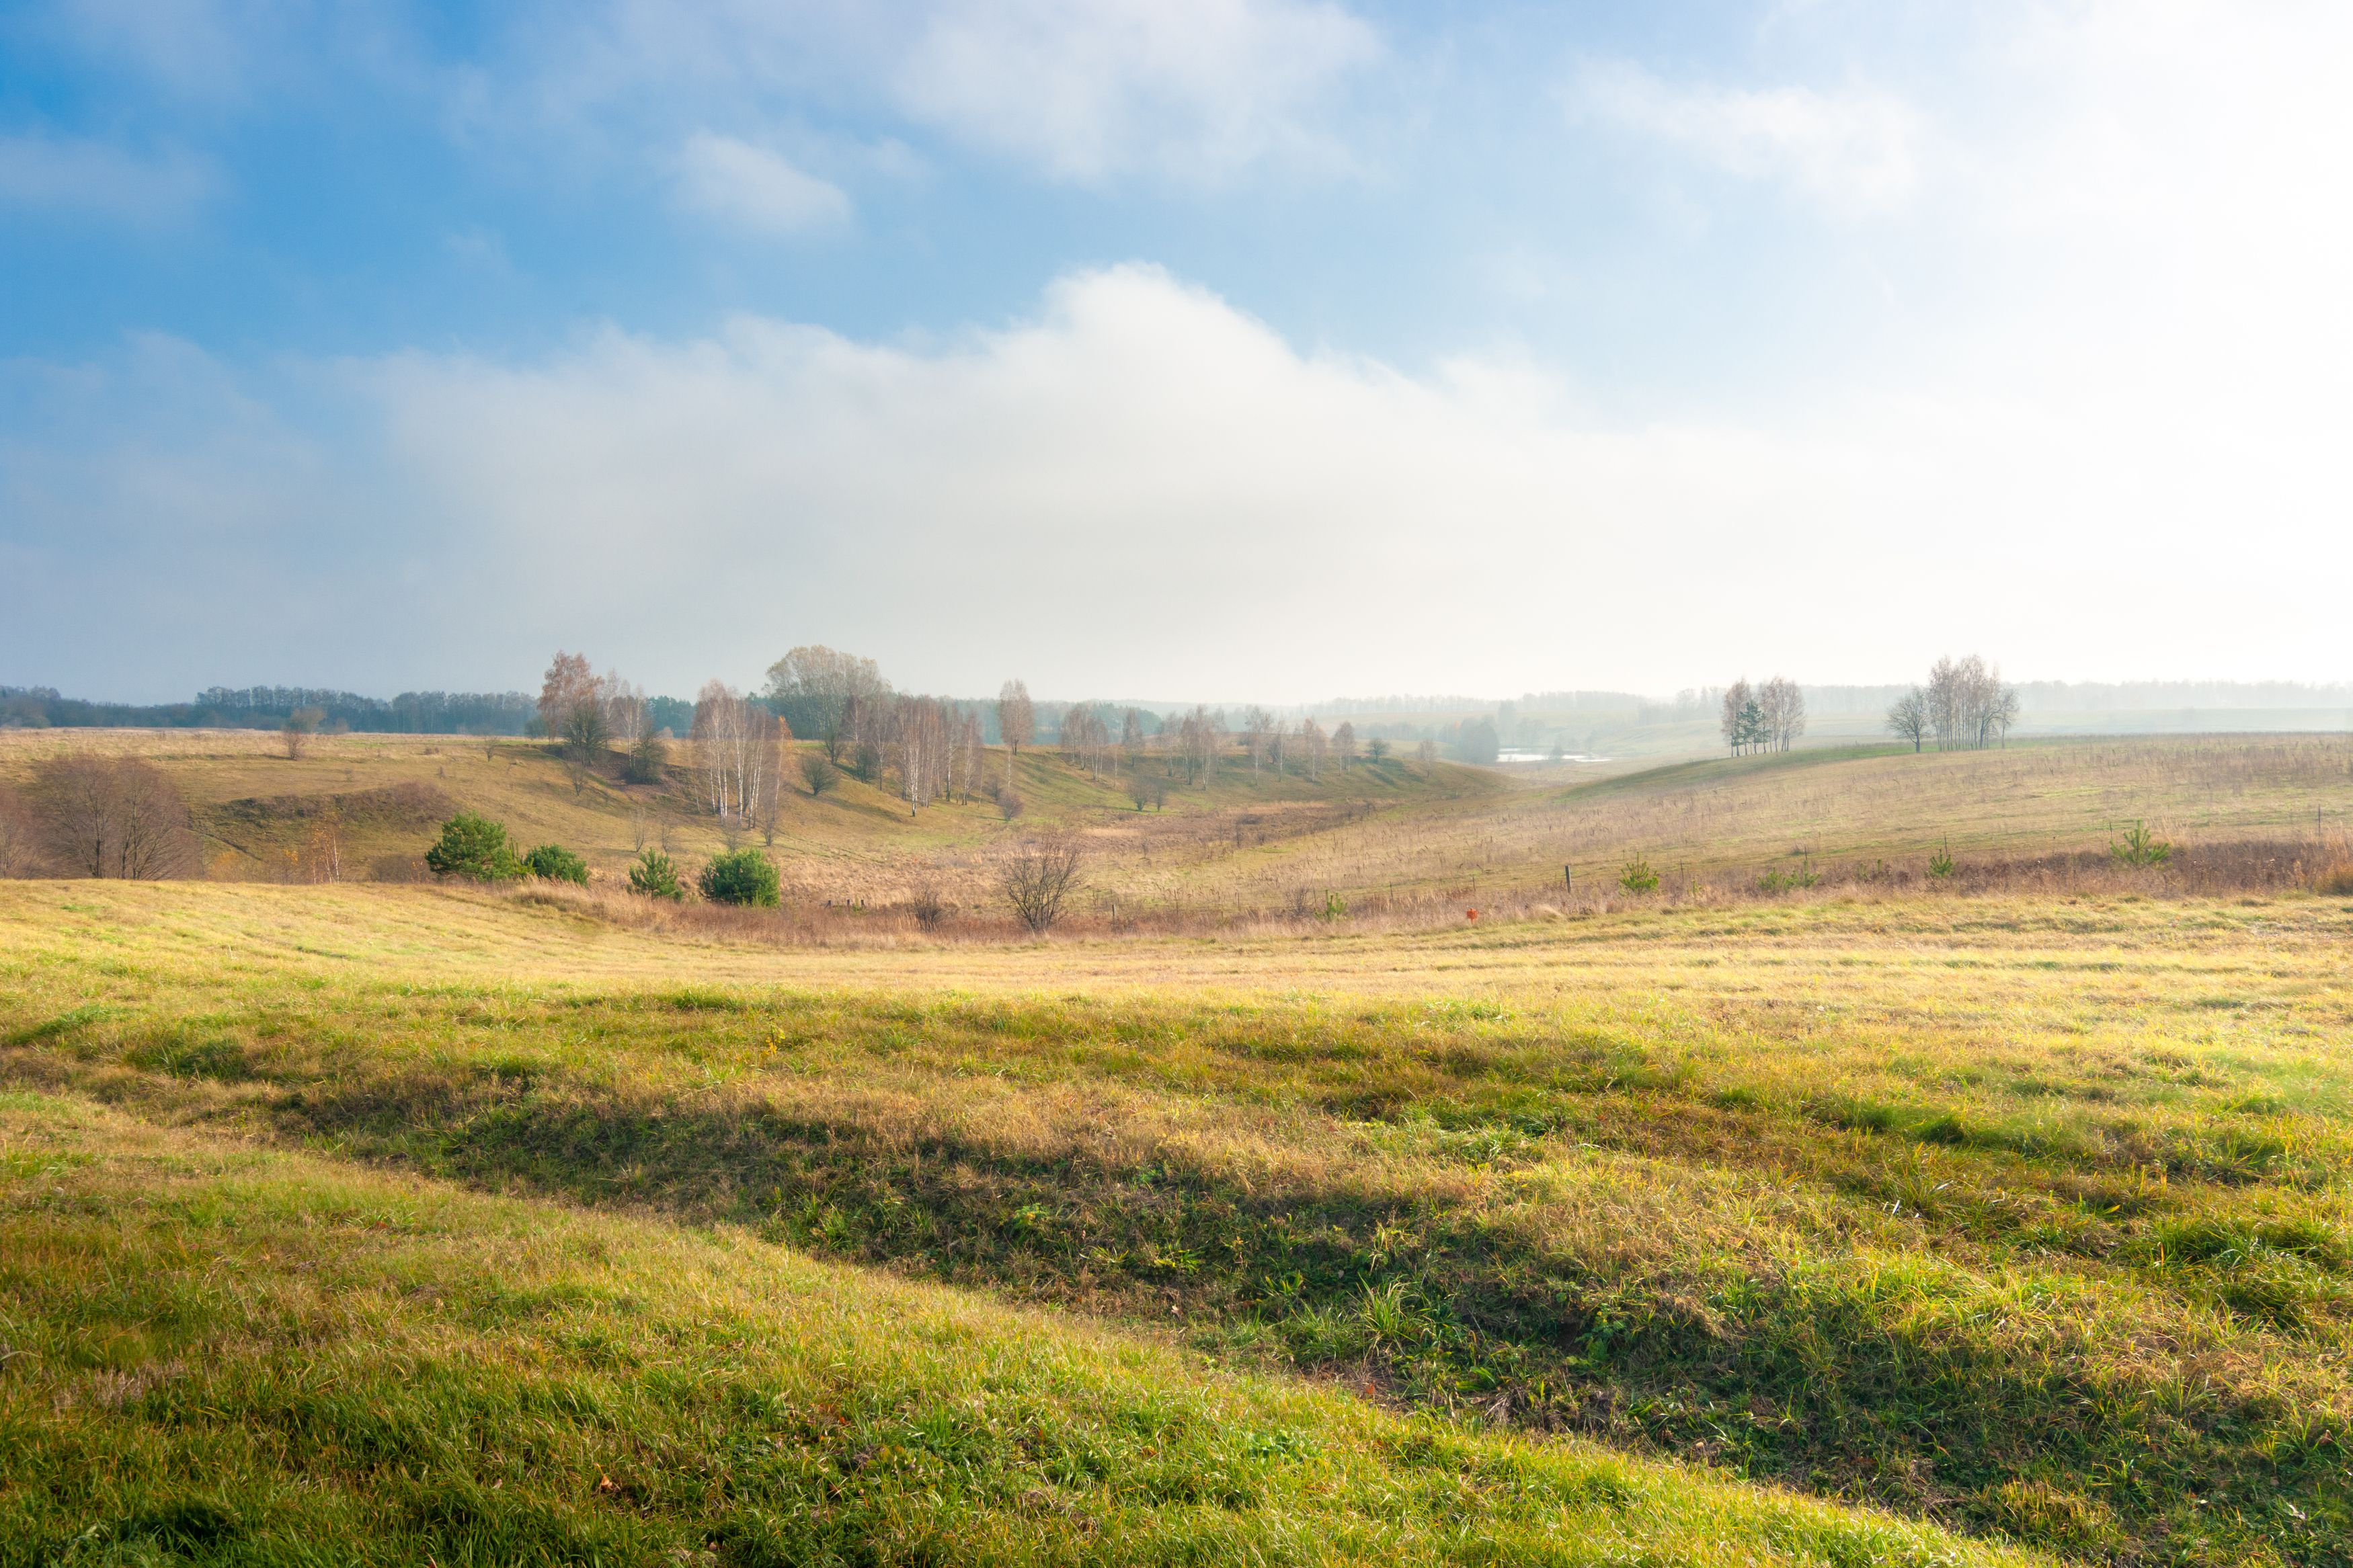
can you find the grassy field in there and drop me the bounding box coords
[5,729,2347,925]
[0,1088,2052,1568]
[5,874,2351,1564]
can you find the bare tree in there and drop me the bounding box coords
[1886,687,1929,751]
[602,674,648,747]
[1332,720,1357,771]
[1060,704,1112,781]
[1925,657,1963,749]
[1175,706,1222,784]
[766,646,887,763]
[1000,831,1084,934]
[539,651,598,736]
[1923,655,2019,749]
[280,706,322,760]
[31,755,200,879]
[953,711,986,802]
[1241,707,1276,775]
[1720,678,1755,755]
[997,679,1035,785]
[692,681,781,821]
[1120,708,1144,770]
[896,696,951,813]
[1302,716,1328,780]
[1757,675,1805,753]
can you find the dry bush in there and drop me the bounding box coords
[1000,832,1085,934]
[29,755,200,879]
[2313,860,2353,896]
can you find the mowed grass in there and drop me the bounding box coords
[5,881,2352,1562]
[0,1092,2047,1568]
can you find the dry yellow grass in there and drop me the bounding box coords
[7,729,2346,924]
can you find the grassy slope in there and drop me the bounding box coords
[5,730,2348,920]
[1189,735,2353,911]
[0,729,1503,907]
[0,1093,2052,1568]
[5,881,2350,1563]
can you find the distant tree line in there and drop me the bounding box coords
[0,685,541,735]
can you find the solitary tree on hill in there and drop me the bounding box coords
[997,679,1034,786]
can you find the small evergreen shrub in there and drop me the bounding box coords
[700,848,781,907]
[2110,819,2173,868]
[522,843,589,884]
[627,848,684,901]
[1617,853,1660,894]
[424,813,523,882]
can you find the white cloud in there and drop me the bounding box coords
[332,264,2346,698]
[1570,60,1921,212]
[9,260,2352,699]
[889,0,1380,181]
[0,132,216,220]
[673,132,851,233]
[504,0,1380,185]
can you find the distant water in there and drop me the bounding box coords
[1496,749,1608,764]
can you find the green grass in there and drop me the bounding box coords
[0,1091,2044,1567]
[4,881,2352,1563]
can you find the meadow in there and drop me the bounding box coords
[3,727,2346,927]
[4,733,2352,1565]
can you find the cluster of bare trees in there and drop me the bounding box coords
[540,651,659,791]
[1886,655,2020,751]
[1720,677,1806,756]
[996,679,1035,774]
[1058,704,1144,783]
[690,682,787,833]
[1170,706,1223,784]
[1232,708,1357,781]
[891,696,988,813]
[0,755,200,879]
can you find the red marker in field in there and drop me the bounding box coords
[1466,908,1478,921]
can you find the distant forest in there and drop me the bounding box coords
[0,686,665,737]
[4,676,2347,742]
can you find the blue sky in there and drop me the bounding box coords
[4,1,2350,702]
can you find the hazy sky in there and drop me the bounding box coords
[4,1,2350,703]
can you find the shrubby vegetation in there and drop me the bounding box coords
[522,842,589,884]
[697,846,779,907]
[424,812,523,882]
[627,848,684,900]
